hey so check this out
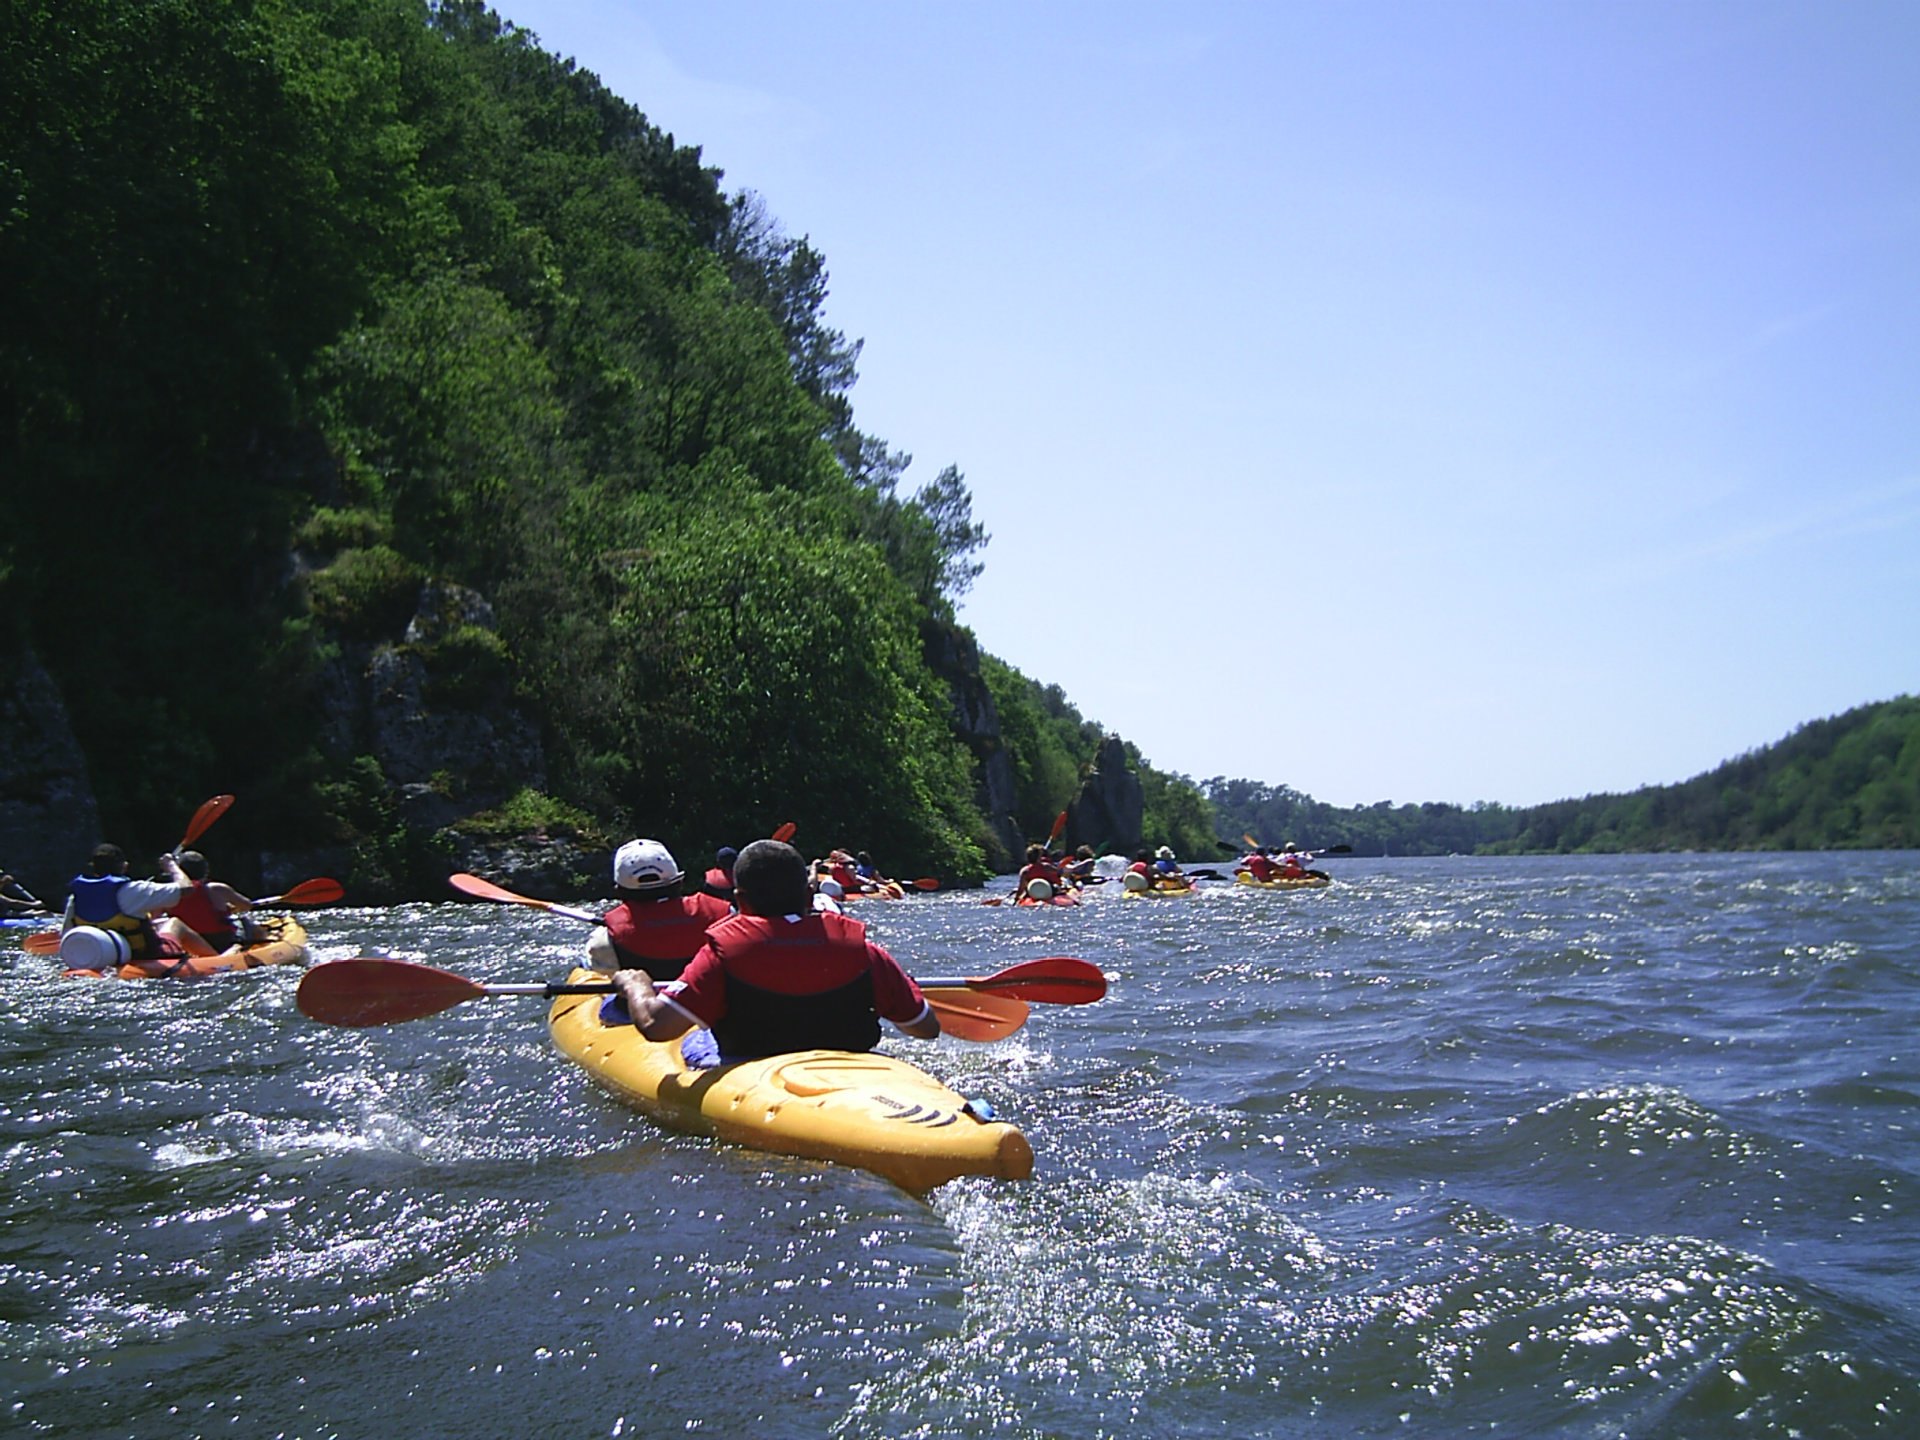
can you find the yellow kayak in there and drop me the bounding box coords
[1121,879,1198,898]
[548,969,1033,1193]
[1233,871,1331,890]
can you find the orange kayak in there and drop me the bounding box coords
[64,917,310,979]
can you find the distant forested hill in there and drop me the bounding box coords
[1,0,1209,888]
[1208,695,1920,855]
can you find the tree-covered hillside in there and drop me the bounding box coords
[1209,695,1920,856]
[2,0,1212,889]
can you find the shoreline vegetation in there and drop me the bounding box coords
[3,3,1909,899]
[1209,694,1920,858]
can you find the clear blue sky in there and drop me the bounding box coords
[495,0,1919,807]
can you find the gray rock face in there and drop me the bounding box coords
[919,619,1022,869]
[1066,735,1143,857]
[0,646,101,901]
[314,581,546,812]
[445,831,610,899]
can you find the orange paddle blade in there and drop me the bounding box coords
[912,878,940,890]
[448,872,599,922]
[1047,810,1068,845]
[772,822,796,843]
[448,872,527,905]
[298,958,485,1027]
[180,794,236,849]
[22,930,61,955]
[923,987,1029,1042]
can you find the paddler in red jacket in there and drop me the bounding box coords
[1016,843,1069,901]
[167,850,255,948]
[586,839,732,981]
[1238,847,1282,882]
[610,839,939,1061]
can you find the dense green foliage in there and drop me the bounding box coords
[3,0,1203,885]
[1210,695,1920,856]
[980,657,1102,844]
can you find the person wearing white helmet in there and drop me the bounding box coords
[610,840,938,1062]
[585,839,732,981]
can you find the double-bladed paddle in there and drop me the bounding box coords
[295,954,1105,1041]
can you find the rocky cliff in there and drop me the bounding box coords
[1065,734,1144,857]
[0,645,101,902]
[920,618,1023,870]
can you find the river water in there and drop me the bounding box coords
[3,852,1917,1439]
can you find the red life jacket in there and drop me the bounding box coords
[603,893,732,980]
[702,910,883,1058]
[171,880,237,946]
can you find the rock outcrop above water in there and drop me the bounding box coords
[921,619,1022,870]
[1065,735,1143,857]
[0,646,101,900]
[319,581,546,823]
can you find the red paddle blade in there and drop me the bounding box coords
[912,878,940,890]
[23,930,60,956]
[1047,810,1068,845]
[968,957,1107,1004]
[279,877,344,905]
[923,988,1029,1042]
[297,958,484,1027]
[181,794,236,848]
[772,822,797,843]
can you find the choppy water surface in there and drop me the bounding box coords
[4,853,1918,1438]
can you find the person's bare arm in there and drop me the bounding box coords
[207,881,253,913]
[609,969,697,1041]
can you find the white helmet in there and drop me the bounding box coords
[613,839,682,891]
[60,925,132,970]
[1024,878,1055,901]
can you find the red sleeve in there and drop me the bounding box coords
[664,943,727,1027]
[865,942,927,1023]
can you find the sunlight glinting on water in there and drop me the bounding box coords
[4,853,1918,1437]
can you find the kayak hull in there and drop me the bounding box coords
[1233,872,1331,890]
[1121,882,1197,898]
[65,917,310,979]
[838,881,907,900]
[548,969,1033,1193]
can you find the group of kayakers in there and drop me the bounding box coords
[1235,842,1324,883]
